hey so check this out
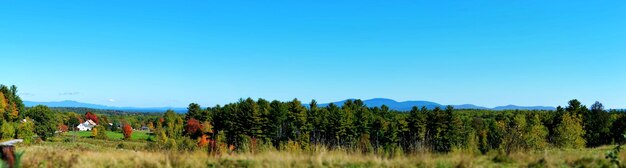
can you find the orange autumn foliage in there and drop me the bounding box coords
[198,134,209,147]
[58,124,69,133]
[122,124,133,140]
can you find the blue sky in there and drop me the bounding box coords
[1,1,625,108]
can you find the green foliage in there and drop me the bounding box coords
[426,106,453,153]
[570,157,612,168]
[606,133,626,167]
[163,110,183,139]
[407,106,427,152]
[524,114,548,150]
[287,98,310,149]
[185,103,209,122]
[2,83,622,158]
[0,85,24,122]
[606,144,622,167]
[555,112,586,148]
[17,118,35,144]
[24,105,56,140]
[93,125,108,140]
[0,121,15,140]
[178,137,198,151]
[498,114,526,155]
[612,116,626,144]
[584,101,611,147]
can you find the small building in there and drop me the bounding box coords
[140,126,149,131]
[77,120,97,131]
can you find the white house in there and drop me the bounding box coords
[77,119,97,131]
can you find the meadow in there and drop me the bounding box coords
[12,134,624,168]
[66,130,153,141]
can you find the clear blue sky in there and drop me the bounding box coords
[1,1,625,108]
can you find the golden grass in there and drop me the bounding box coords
[15,138,626,168]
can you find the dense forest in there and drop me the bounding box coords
[1,83,625,158]
[178,98,625,156]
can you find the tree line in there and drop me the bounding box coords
[1,83,625,156]
[151,98,624,156]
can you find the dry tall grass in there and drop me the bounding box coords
[14,138,626,168]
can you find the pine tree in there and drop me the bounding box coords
[584,101,611,147]
[407,106,427,152]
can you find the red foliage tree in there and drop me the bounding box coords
[85,112,99,124]
[122,124,133,140]
[185,118,202,138]
[58,124,69,133]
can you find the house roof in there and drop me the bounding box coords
[86,120,97,126]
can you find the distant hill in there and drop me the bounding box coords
[313,98,554,111]
[316,98,445,111]
[23,100,186,113]
[24,98,556,113]
[492,105,556,111]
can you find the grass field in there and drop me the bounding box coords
[13,135,625,168]
[66,130,153,141]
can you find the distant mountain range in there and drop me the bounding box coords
[24,98,556,113]
[314,98,556,111]
[23,100,187,113]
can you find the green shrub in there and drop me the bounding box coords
[0,122,15,139]
[165,138,178,150]
[17,119,35,144]
[570,157,611,168]
[93,125,108,140]
[178,137,197,151]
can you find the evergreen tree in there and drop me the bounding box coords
[269,100,288,147]
[287,98,309,149]
[584,101,611,147]
[407,106,424,152]
[426,106,453,153]
[185,103,203,121]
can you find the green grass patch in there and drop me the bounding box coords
[67,130,153,141]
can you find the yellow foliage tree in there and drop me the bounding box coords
[0,92,6,113]
[92,127,99,137]
[8,102,19,121]
[555,112,586,148]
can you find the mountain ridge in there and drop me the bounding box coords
[24,98,556,112]
[23,100,187,113]
[313,98,555,111]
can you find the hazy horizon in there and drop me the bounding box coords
[2,1,624,108]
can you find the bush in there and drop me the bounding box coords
[93,125,108,140]
[569,157,611,167]
[179,137,198,151]
[165,138,178,150]
[58,124,69,134]
[197,134,209,147]
[1,122,15,139]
